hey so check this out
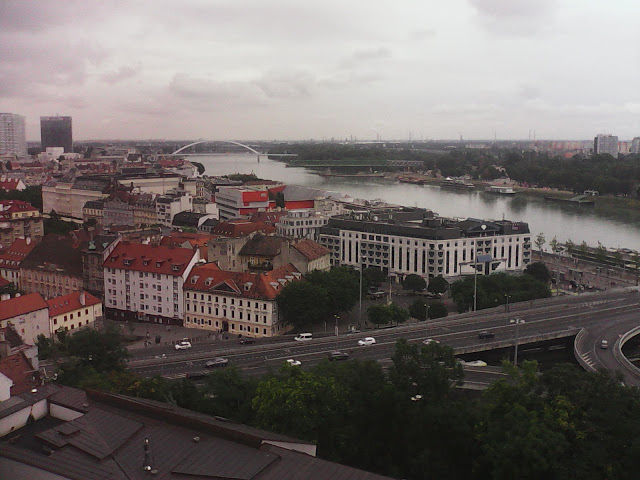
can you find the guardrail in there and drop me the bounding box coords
[454,329,580,355]
[613,325,640,378]
[573,328,597,372]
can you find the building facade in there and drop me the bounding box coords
[42,176,112,219]
[47,291,102,336]
[0,293,49,344]
[40,116,73,153]
[276,209,329,241]
[184,263,301,337]
[0,238,36,285]
[0,113,27,157]
[19,235,84,299]
[81,234,121,299]
[156,193,192,227]
[0,200,44,247]
[103,242,200,325]
[317,209,531,282]
[215,185,273,221]
[594,134,619,158]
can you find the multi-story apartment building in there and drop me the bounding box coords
[0,200,44,248]
[0,238,36,285]
[184,263,301,337]
[0,293,49,344]
[631,137,640,154]
[317,209,531,282]
[276,209,329,241]
[40,116,73,153]
[82,199,105,226]
[156,193,192,227]
[0,113,27,157]
[19,234,84,299]
[594,134,619,158]
[47,291,102,336]
[103,242,200,325]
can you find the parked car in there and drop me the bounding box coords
[205,357,229,368]
[600,339,609,349]
[369,291,385,300]
[328,351,349,361]
[358,337,376,346]
[239,338,256,345]
[422,338,440,345]
[175,340,192,350]
[478,331,495,339]
[286,359,302,366]
[186,371,206,380]
[294,333,313,341]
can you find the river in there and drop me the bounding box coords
[194,154,640,251]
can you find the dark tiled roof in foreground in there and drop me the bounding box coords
[0,387,395,480]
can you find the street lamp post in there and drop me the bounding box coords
[504,294,511,313]
[473,225,487,312]
[510,318,525,366]
[334,314,339,337]
[359,263,363,329]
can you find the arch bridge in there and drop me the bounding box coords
[170,140,297,161]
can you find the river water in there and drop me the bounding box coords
[195,154,640,251]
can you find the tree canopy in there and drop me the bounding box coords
[402,274,426,292]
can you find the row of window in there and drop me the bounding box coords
[185,317,271,335]
[186,304,269,321]
[185,292,268,309]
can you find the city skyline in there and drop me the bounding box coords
[2,1,640,142]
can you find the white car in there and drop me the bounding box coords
[358,337,376,346]
[461,360,488,367]
[422,338,440,345]
[174,340,192,350]
[294,333,313,341]
[286,359,302,366]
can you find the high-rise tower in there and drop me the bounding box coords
[0,113,27,157]
[40,115,73,153]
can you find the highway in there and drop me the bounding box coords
[127,288,640,385]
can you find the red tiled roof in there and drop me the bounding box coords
[160,233,217,261]
[0,238,36,271]
[211,220,275,238]
[0,293,48,321]
[0,277,11,288]
[0,199,38,220]
[0,178,23,191]
[47,291,101,317]
[292,239,330,261]
[185,263,301,300]
[0,351,38,396]
[104,242,198,276]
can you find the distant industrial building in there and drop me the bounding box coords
[594,134,618,158]
[0,113,27,157]
[40,115,73,153]
[631,137,640,154]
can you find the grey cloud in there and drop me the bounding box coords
[340,47,392,69]
[168,74,267,110]
[469,0,557,35]
[408,28,437,41]
[102,65,139,85]
[254,71,315,99]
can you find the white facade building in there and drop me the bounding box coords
[156,193,192,227]
[276,209,329,241]
[318,211,531,282]
[215,186,272,221]
[104,242,200,325]
[0,113,27,157]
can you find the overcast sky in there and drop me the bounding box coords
[2,0,639,142]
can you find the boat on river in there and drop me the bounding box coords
[440,178,475,190]
[484,185,516,195]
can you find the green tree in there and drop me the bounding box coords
[252,366,348,443]
[202,367,258,424]
[409,299,428,321]
[428,301,448,319]
[535,232,546,253]
[427,276,449,295]
[524,261,551,283]
[595,242,608,264]
[362,267,386,289]
[367,303,408,326]
[306,267,359,315]
[549,236,560,255]
[276,281,329,330]
[402,274,426,293]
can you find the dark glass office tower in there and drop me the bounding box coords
[40,116,73,153]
